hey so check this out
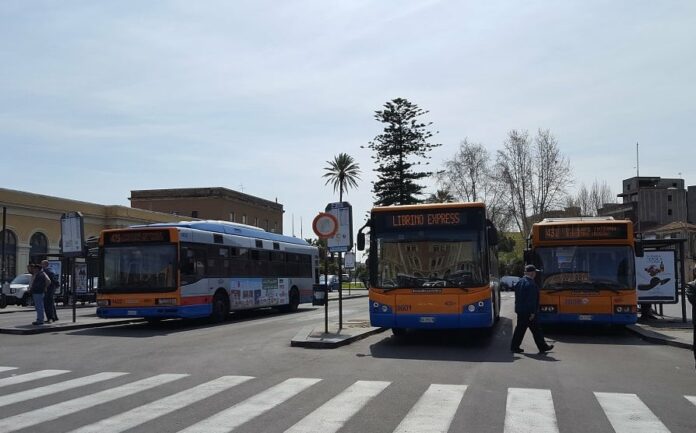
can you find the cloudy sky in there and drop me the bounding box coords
[2,0,695,238]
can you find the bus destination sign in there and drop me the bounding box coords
[539,223,628,241]
[105,230,170,244]
[373,210,472,231]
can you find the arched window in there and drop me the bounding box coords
[29,232,48,264]
[1,230,18,282]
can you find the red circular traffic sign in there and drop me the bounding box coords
[312,212,338,238]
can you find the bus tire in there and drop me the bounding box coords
[22,294,33,307]
[288,286,300,312]
[392,327,406,337]
[209,290,229,323]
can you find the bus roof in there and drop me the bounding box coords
[130,220,310,246]
[537,217,616,224]
[371,202,485,213]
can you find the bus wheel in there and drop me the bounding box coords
[22,294,33,307]
[209,291,229,323]
[392,327,406,337]
[288,287,300,312]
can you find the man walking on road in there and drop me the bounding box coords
[510,264,554,354]
[41,260,59,323]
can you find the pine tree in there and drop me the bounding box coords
[366,98,441,206]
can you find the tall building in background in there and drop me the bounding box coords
[598,177,687,232]
[130,187,284,234]
[688,185,696,225]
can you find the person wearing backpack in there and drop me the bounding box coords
[41,260,59,323]
[28,263,50,325]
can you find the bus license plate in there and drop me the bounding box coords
[419,317,435,324]
[127,310,137,316]
[578,315,593,321]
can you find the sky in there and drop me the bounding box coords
[2,0,695,241]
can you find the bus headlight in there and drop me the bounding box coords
[156,298,177,306]
[97,300,110,307]
[467,304,476,312]
[539,305,557,313]
[614,305,635,313]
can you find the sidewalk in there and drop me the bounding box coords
[291,288,386,348]
[627,314,694,350]
[0,306,141,335]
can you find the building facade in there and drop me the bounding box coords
[599,177,688,232]
[129,187,284,234]
[0,188,189,282]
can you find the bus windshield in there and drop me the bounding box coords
[375,230,486,288]
[102,244,177,292]
[535,245,635,291]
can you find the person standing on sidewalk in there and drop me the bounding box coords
[41,260,59,323]
[686,264,696,369]
[510,264,554,354]
[28,264,50,326]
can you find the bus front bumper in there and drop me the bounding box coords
[370,299,494,329]
[536,313,637,325]
[96,304,212,319]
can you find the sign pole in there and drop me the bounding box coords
[338,252,343,330]
[324,255,329,334]
[71,257,76,323]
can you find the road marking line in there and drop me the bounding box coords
[686,395,696,407]
[178,377,322,433]
[0,367,19,372]
[504,388,559,433]
[0,373,187,433]
[0,372,128,408]
[594,392,670,433]
[394,384,467,433]
[0,369,70,388]
[69,375,254,433]
[285,380,390,433]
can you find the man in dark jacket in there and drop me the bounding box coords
[41,260,59,323]
[510,264,554,354]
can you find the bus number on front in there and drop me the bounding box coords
[396,305,411,312]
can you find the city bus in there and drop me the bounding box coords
[525,217,640,325]
[96,220,319,322]
[357,203,501,335]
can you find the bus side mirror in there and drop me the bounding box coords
[486,220,499,246]
[523,249,532,265]
[635,241,644,258]
[357,232,365,251]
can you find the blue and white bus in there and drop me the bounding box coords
[96,221,319,322]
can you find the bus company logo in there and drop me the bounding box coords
[565,298,590,305]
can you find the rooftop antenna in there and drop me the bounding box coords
[300,216,303,238]
[636,142,639,178]
[292,213,295,237]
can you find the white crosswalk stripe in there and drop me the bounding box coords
[0,366,691,433]
[178,377,322,433]
[393,384,467,433]
[0,373,187,433]
[285,380,390,433]
[0,369,70,388]
[69,375,254,433]
[504,387,559,433]
[595,392,671,433]
[0,371,128,408]
[0,367,19,373]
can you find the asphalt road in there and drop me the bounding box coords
[1,294,695,433]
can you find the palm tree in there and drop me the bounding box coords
[426,189,455,203]
[323,153,361,202]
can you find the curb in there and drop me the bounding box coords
[626,324,693,351]
[291,326,387,349]
[0,319,145,335]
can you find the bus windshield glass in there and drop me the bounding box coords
[102,244,177,292]
[375,230,486,288]
[535,245,635,291]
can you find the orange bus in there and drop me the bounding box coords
[357,203,500,335]
[526,217,640,325]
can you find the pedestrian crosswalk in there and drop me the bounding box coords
[0,365,693,433]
